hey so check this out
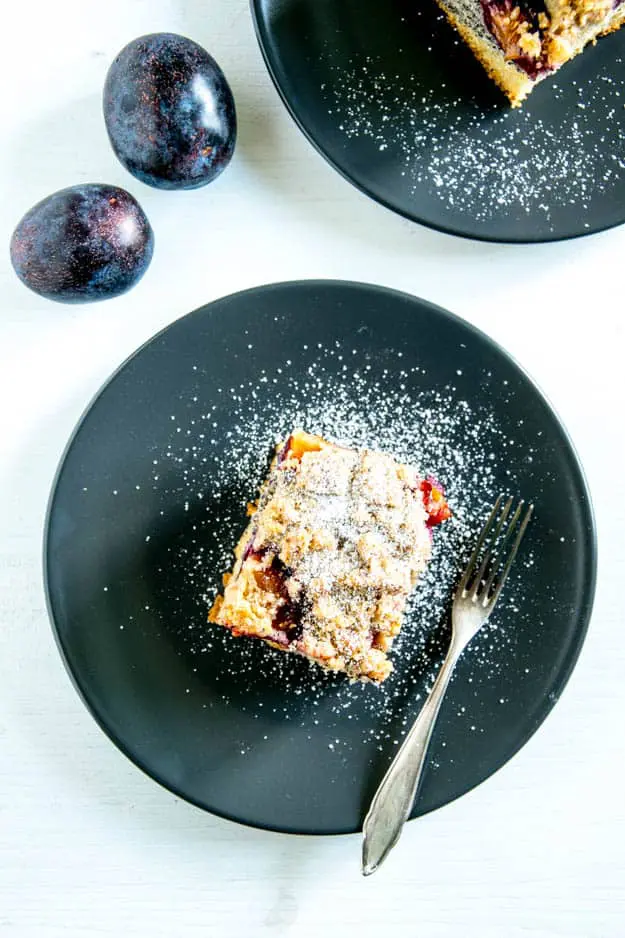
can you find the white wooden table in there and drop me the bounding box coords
[1,1,623,935]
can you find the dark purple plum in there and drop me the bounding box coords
[103,33,237,190]
[10,184,154,304]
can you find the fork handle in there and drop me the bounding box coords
[362,640,463,876]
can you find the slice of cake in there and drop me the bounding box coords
[208,430,451,683]
[435,0,625,105]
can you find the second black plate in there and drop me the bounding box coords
[45,281,596,833]
[252,0,625,242]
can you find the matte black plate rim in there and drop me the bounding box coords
[250,0,624,245]
[43,279,597,835]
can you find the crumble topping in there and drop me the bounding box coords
[550,0,613,29]
[208,430,450,682]
[486,3,543,59]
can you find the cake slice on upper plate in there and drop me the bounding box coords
[434,0,625,105]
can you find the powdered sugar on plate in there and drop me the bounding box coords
[323,52,625,227]
[144,339,536,755]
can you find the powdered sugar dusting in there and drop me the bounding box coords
[324,55,625,227]
[141,340,537,755]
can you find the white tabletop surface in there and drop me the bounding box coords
[1,1,624,935]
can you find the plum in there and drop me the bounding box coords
[103,33,236,190]
[10,184,154,303]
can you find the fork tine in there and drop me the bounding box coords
[456,494,504,594]
[485,503,534,609]
[481,499,525,598]
[468,495,514,599]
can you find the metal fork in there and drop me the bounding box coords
[361,494,534,877]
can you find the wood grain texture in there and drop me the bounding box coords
[0,0,624,935]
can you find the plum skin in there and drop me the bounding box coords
[103,33,237,190]
[10,184,154,304]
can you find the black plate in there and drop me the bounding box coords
[251,0,625,242]
[45,281,596,834]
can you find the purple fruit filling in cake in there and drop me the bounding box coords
[480,0,552,78]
